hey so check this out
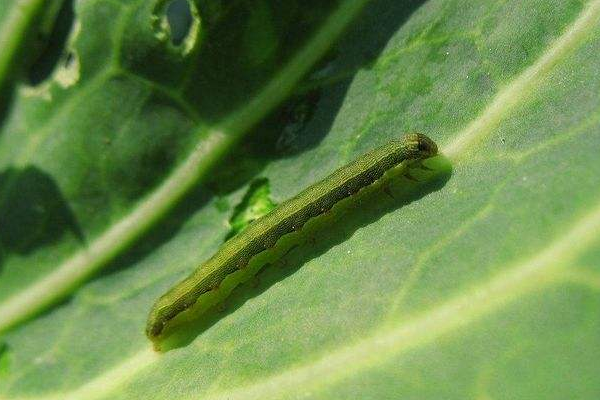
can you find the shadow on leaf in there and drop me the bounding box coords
[0,167,83,263]
[206,0,430,195]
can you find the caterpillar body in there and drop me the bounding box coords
[146,133,438,345]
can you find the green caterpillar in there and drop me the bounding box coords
[146,133,438,345]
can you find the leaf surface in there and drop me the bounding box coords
[0,0,599,399]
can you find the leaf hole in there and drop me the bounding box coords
[225,178,277,240]
[153,0,201,55]
[54,49,80,88]
[166,0,193,46]
[27,0,75,85]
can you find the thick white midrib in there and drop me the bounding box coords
[0,0,370,333]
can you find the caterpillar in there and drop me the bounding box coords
[146,133,438,345]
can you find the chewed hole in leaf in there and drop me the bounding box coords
[226,178,277,240]
[166,0,192,45]
[153,0,201,55]
[27,0,75,85]
[54,49,80,88]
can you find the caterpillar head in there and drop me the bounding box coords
[404,133,438,159]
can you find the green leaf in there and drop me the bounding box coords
[1,0,600,399]
[0,0,364,331]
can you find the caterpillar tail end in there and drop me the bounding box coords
[146,308,165,351]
